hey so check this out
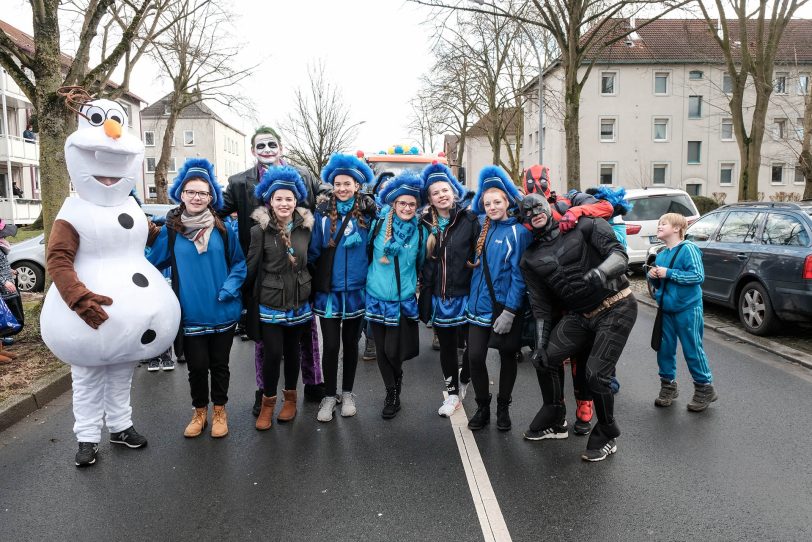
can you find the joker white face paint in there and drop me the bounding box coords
[252,134,281,166]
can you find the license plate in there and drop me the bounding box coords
[648,236,660,244]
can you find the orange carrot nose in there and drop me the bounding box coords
[103,119,122,139]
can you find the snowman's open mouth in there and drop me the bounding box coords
[94,176,122,186]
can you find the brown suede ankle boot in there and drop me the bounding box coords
[277,389,298,422]
[255,395,276,431]
[211,405,228,438]
[184,406,208,438]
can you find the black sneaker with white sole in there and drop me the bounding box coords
[581,439,617,462]
[523,420,569,441]
[109,426,148,448]
[573,419,591,436]
[75,442,99,467]
[147,358,161,372]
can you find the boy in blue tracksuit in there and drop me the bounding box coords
[647,212,717,412]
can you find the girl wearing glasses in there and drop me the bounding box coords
[465,166,531,432]
[309,154,377,422]
[365,172,427,419]
[246,166,315,430]
[147,158,247,439]
[418,162,479,418]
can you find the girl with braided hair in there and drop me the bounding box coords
[309,154,377,422]
[464,166,532,431]
[418,162,479,417]
[245,166,315,430]
[365,171,428,419]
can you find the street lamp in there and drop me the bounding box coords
[470,0,544,164]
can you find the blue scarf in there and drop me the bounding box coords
[383,212,416,259]
[334,197,362,248]
[437,215,450,233]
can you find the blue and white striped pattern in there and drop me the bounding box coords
[314,289,366,319]
[431,295,468,327]
[259,302,313,326]
[183,322,237,336]
[365,294,419,326]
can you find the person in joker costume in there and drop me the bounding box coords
[221,127,330,416]
[42,90,181,467]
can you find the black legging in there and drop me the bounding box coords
[370,322,404,388]
[261,322,307,397]
[467,324,518,401]
[183,327,235,407]
[436,325,464,395]
[320,316,363,396]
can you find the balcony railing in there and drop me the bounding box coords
[0,198,42,226]
[0,134,40,165]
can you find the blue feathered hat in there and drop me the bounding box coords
[421,161,465,201]
[321,153,374,186]
[255,165,308,203]
[377,170,424,207]
[587,186,633,217]
[471,165,522,214]
[169,158,223,210]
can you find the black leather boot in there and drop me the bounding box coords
[496,395,512,431]
[467,393,492,431]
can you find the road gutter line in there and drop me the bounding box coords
[447,392,512,542]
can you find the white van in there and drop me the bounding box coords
[619,187,700,266]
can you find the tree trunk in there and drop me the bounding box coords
[802,92,812,200]
[564,77,582,191]
[154,108,180,204]
[738,87,770,201]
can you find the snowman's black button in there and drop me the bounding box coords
[118,213,134,229]
[132,273,149,287]
[141,330,156,344]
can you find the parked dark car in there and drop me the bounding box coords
[647,201,812,336]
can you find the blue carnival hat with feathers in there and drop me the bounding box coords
[586,186,633,217]
[421,161,465,201]
[377,170,424,207]
[255,165,308,203]
[471,165,522,214]
[321,153,375,186]
[170,158,223,210]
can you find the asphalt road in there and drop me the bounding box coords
[2,302,812,541]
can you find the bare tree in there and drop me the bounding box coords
[799,73,812,198]
[697,0,810,201]
[282,61,361,176]
[409,90,444,153]
[148,0,255,202]
[0,0,161,242]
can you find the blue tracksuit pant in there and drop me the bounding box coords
[657,305,713,385]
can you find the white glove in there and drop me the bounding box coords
[492,310,515,334]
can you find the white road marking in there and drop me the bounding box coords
[446,392,513,542]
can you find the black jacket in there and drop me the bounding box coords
[221,164,330,256]
[419,205,480,299]
[520,217,629,320]
[245,206,315,311]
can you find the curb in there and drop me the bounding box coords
[0,365,71,432]
[636,296,812,371]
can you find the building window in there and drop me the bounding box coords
[689,70,704,80]
[652,163,669,185]
[654,72,669,95]
[774,118,787,139]
[146,157,156,173]
[600,72,616,95]
[721,118,734,141]
[687,141,701,164]
[720,163,735,186]
[148,185,157,198]
[171,136,176,147]
[600,118,616,142]
[122,103,132,127]
[163,102,171,115]
[168,158,177,173]
[685,183,702,196]
[144,131,155,147]
[541,127,546,149]
[653,118,669,141]
[800,73,810,95]
[722,73,733,93]
[771,163,785,184]
[774,72,788,94]
[184,130,195,146]
[795,166,805,185]
[796,118,805,140]
[688,96,703,119]
[599,163,616,185]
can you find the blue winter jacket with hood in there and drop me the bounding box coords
[466,216,532,326]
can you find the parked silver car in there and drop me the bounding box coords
[8,203,175,292]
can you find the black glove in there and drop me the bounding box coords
[529,319,551,370]
[583,267,607,288]
[584,251,627,288]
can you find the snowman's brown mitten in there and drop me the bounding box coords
[73,293,113,329]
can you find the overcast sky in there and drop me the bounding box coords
[5,1,812,157]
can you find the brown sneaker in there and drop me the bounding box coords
[654,380,679,407]
[278,389,298,422]
[184,407,208,438]
[255,395,276,431]
[211,405,228,438]
[687,383,718,412]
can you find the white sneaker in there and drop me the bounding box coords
[438,395,461,417]
[459,379,470,401]
[340,392,357,417]
[317,396,337,422]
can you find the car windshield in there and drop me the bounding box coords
[369,161,430,177]
[624,195,696,221]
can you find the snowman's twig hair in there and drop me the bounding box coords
[57,86,96,121]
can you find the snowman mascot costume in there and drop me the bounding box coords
[42,96,181,467]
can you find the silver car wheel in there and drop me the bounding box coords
[741,289,765,328]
